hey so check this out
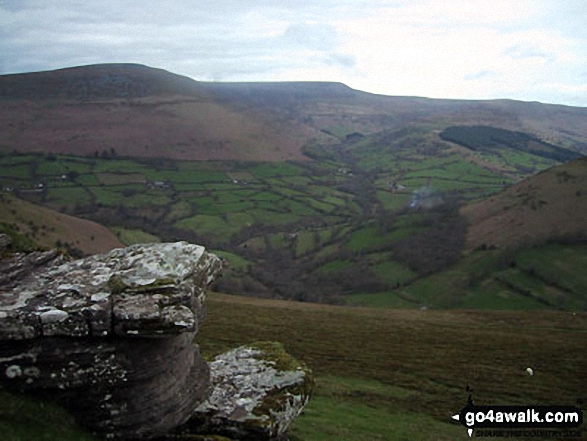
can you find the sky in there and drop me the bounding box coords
[1,0,586,106]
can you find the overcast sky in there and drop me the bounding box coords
[1,0,586,106]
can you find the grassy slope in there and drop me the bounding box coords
[3,292,584,440]
[0,97,309,162]
[371,156,587,312]
[198,293,587,441]
[345,156,587,311]
[0,193,123,255]
[396,243,587,310]
[0,65,311,162]
[463,157,587,250]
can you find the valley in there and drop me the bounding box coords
[1,122,585,309]
[1,63,587,441]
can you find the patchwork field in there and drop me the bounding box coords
[0,129,583,305]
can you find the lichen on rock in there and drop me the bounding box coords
[0,242,221,439]
[185,342,314,440]
[0,241,312,440]
[0,241,220,339]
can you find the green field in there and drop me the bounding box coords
[0,137,582,305]
[372,260,417,285]
[316,259,354,272]
[399,244,587,310]
[110,227,160,245]
[212,250,252,271]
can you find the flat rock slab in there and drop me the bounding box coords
[0,242,221,339]
[185,342,314,440]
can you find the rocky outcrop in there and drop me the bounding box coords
[184,342,314,440]
[0,242,221,439]
[0,240,313,440]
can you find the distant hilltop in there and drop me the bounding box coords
[0,63,201,100]
[1,63,586,162]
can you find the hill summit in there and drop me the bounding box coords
[1,63,587,161]
[0,63,201,100]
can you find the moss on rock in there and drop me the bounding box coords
[188,341,313,440]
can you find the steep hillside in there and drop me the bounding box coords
[0,193,123,255]
[462,156,587,250]
[382,158,587,311]
[0,64,312,162]
[202,81,587,152]
[1,64,586,163]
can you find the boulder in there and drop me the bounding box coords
[0,241,313,440]
[0,242,221,439]
[184,342,314,440]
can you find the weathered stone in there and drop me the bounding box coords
[0,241,313,440]
[0,242,221,439]
[0,249,63,293]
[0,242,219,339]
[185,342,314,440]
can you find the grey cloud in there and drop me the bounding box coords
[0,0,37,12]
[0,3,263,74]
[2,0,377,28]
[536,1,587,41]
[0,0,399,77]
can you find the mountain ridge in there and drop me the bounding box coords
[4,63,587,107]
[1,63,586,162]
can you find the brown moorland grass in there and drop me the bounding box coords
[0,98,310,162]
[0,293,583,440]
[0,194,123,254]
[199,293,587,439]
[2,65,587,164]
[463,157,587,250]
